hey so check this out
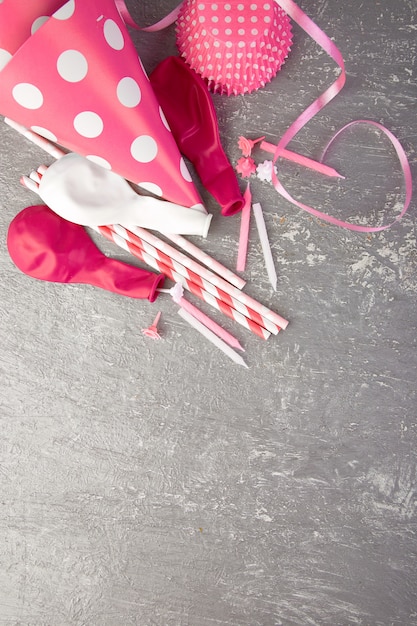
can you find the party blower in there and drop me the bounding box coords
[0,0,206,213]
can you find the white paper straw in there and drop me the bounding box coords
[4,118,66,159]
[252,202,278,292]
[20,175,40,194]
[178,308,248,368]
[29,170,42,185]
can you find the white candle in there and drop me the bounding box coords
[252,202,278,292]
[178,308,248,368]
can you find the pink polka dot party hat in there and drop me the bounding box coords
[176,1,293,95]
[0,0,204,211]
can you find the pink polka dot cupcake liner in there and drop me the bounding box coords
[0,0,204,211]
[176,1,293,96]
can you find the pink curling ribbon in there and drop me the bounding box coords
[114,0,182,32]
[272,0,412,232]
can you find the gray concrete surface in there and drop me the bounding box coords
[0,1,416,624]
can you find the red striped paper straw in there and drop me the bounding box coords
[112,224,280,335]
[94,225,271,340]
[161,282,244,351]
[260,140,344,178]
[161,232,246,290]
[119,224,288,331]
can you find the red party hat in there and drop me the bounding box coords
[0,0,204,210]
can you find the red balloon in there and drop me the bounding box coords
[7,205,164,301]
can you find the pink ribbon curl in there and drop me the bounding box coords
[273,0,412,232]
[114,0,182,32]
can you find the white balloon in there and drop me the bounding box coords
[38,153,212,237]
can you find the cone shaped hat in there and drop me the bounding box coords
[0,0,204,210]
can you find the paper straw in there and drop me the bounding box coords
[112,224,280,335]
[93,225,271,340]
[162,232,246,290]
[29,170,42,185]
[252,203,278,292]
[178,308,248,368]
[4,118,66,159]
[20,175,40,194]
[19,169,287,334]
[127,224,244,299]
[236,182,252,272]
[160,284,244,351]
[118,224,288,331]
[260,140,344,178]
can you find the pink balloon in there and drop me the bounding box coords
[7,205,164,301]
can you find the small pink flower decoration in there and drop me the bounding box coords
[141,311,162,339]
[237,135,265,157]
[236,156,256,178]
[256,159,277,183]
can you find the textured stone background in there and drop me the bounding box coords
[0,0,416,624]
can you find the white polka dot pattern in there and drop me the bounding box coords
[73,111,104,138]
[86,155,112,169]
[12,83,44,109]
[0,48,12,70]
[53,1,75,21]
[57,49,88,82]
[176,0,293,95]
[130,135,158,163]
[117,76,141,107]
[31,16,49,35]
[31,126,58,142]
[103,19,124,50]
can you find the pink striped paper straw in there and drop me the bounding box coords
[117,224,288,331]
[4,118,66,160]
[260,140,344,178]
[161,232,246,290]
[236,182,252,272]
[94,225,271,340]
[112,224,281,335]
